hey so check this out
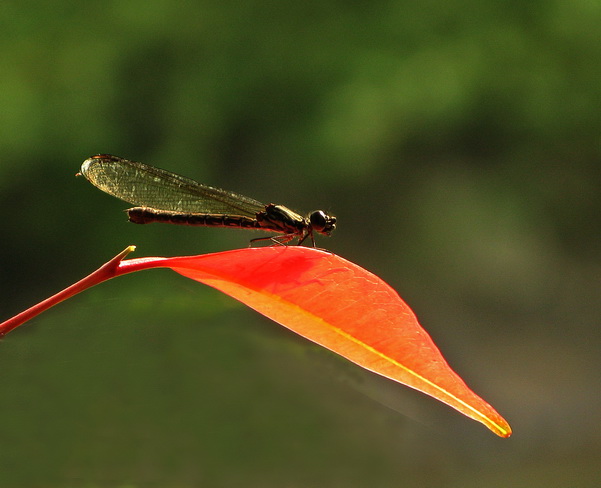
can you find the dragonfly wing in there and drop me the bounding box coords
[80,155,264,217]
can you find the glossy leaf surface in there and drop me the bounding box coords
[140,247,511,437]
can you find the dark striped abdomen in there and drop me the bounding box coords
[127,207,262,230]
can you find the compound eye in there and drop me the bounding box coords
[309,210,327,232]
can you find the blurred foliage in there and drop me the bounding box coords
[2,1,601,486]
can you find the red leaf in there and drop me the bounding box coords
[2,245,510,437]
[131,246,511,437]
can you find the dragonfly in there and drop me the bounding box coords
[79,154,336,246]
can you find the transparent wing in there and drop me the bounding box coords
[80,155,264,217]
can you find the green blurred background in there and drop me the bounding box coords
[2,1,601,486]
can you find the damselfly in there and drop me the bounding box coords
[79,155,336,246]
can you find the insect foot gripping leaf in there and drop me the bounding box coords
[134,246,511,437]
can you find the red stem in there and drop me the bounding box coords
[0,246,169,337]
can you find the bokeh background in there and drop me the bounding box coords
[2,1,601,486]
